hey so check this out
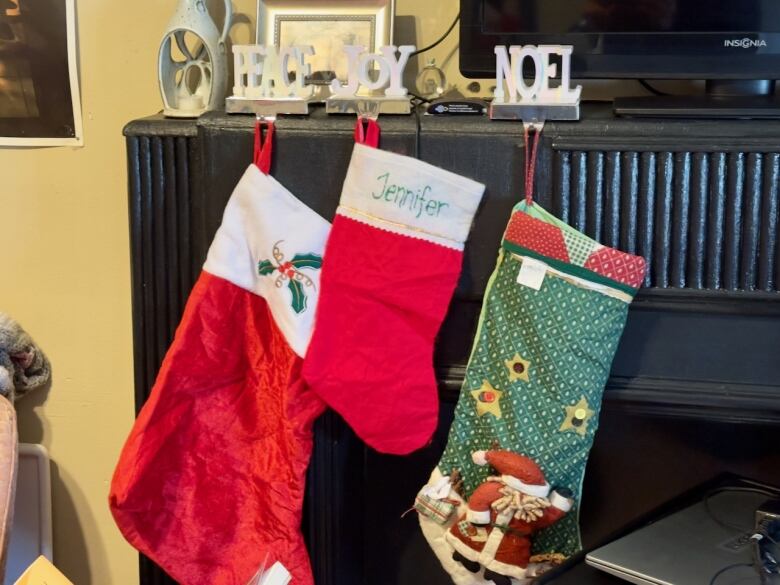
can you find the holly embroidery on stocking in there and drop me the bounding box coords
[258,241,323,314]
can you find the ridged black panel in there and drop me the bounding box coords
[127,133,198,585]
[761,154,780,290]
[553,149,780,292]
[128,133,198,410]
[126,110,780,585]
[637,152,656,288]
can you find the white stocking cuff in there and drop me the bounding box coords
[338,144,485,250]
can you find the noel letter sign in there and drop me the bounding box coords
[493,45,582,105]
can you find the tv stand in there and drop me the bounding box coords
[614,79,780,119]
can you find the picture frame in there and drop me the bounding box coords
[256,0,395,83]
[0,0,83,146]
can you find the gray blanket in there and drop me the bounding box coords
[0,313,51,403]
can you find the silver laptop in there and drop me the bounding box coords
[586,489,768,585]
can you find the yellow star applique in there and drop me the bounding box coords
[471,380,503,418]
[505,354,531,382]
[560,396,595,436]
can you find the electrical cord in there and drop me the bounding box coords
[704,487,780,582]
[708,562,754,585]
[409,92,431,104]
[638,79,669,96]
[413,103,422,161]
[704,486,778,533]
[410,13,460,57]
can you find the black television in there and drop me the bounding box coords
[460,0,780,93]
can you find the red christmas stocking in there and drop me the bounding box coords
[303,120,485,454]
[110,123,330,585]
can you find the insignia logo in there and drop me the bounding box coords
[724,38,767,48]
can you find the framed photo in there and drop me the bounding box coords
[0,0,83,146]
[256,0,395,83]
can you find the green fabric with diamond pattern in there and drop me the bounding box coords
[436,205,637,556]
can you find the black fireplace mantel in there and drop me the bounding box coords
[124,104,780,585]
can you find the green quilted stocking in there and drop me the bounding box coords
[416,201,646,584]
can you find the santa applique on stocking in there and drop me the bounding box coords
[446,450,572,584]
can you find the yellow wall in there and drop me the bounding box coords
[1,0,173,582]
[0,1,461,583]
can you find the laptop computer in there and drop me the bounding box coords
[586,488,768,585]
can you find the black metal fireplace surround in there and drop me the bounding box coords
[125,104,780,585]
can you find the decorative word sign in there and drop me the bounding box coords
[330,45,415,98]
[231,45,315,99]
[325,45,415,115]
[490,45,581,121]
[227,44,416,116]
[494,45,581,104]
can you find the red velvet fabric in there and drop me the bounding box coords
[303,215,463,455]
[110,271,324,585]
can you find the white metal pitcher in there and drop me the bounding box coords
[158,0,232,118]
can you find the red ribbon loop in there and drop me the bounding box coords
[354,117,380,148]
[523,125,542,205]
[253,120,275,174]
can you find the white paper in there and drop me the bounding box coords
[422,476,452,500]
[517,257,547,290]
[259,562,291,585]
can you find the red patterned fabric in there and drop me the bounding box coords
[503,211,570,263]
[503,210,646,289]
[584,247,646,289]
[110,272,324,585]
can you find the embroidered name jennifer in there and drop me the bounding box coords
[371,172,449,218]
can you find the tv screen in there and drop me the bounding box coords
[460,0,780,79]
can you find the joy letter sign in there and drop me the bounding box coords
[329,45,414,98]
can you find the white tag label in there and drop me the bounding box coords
[517,257,547,290]
[258,563,291,585]
[246,560,291,585]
